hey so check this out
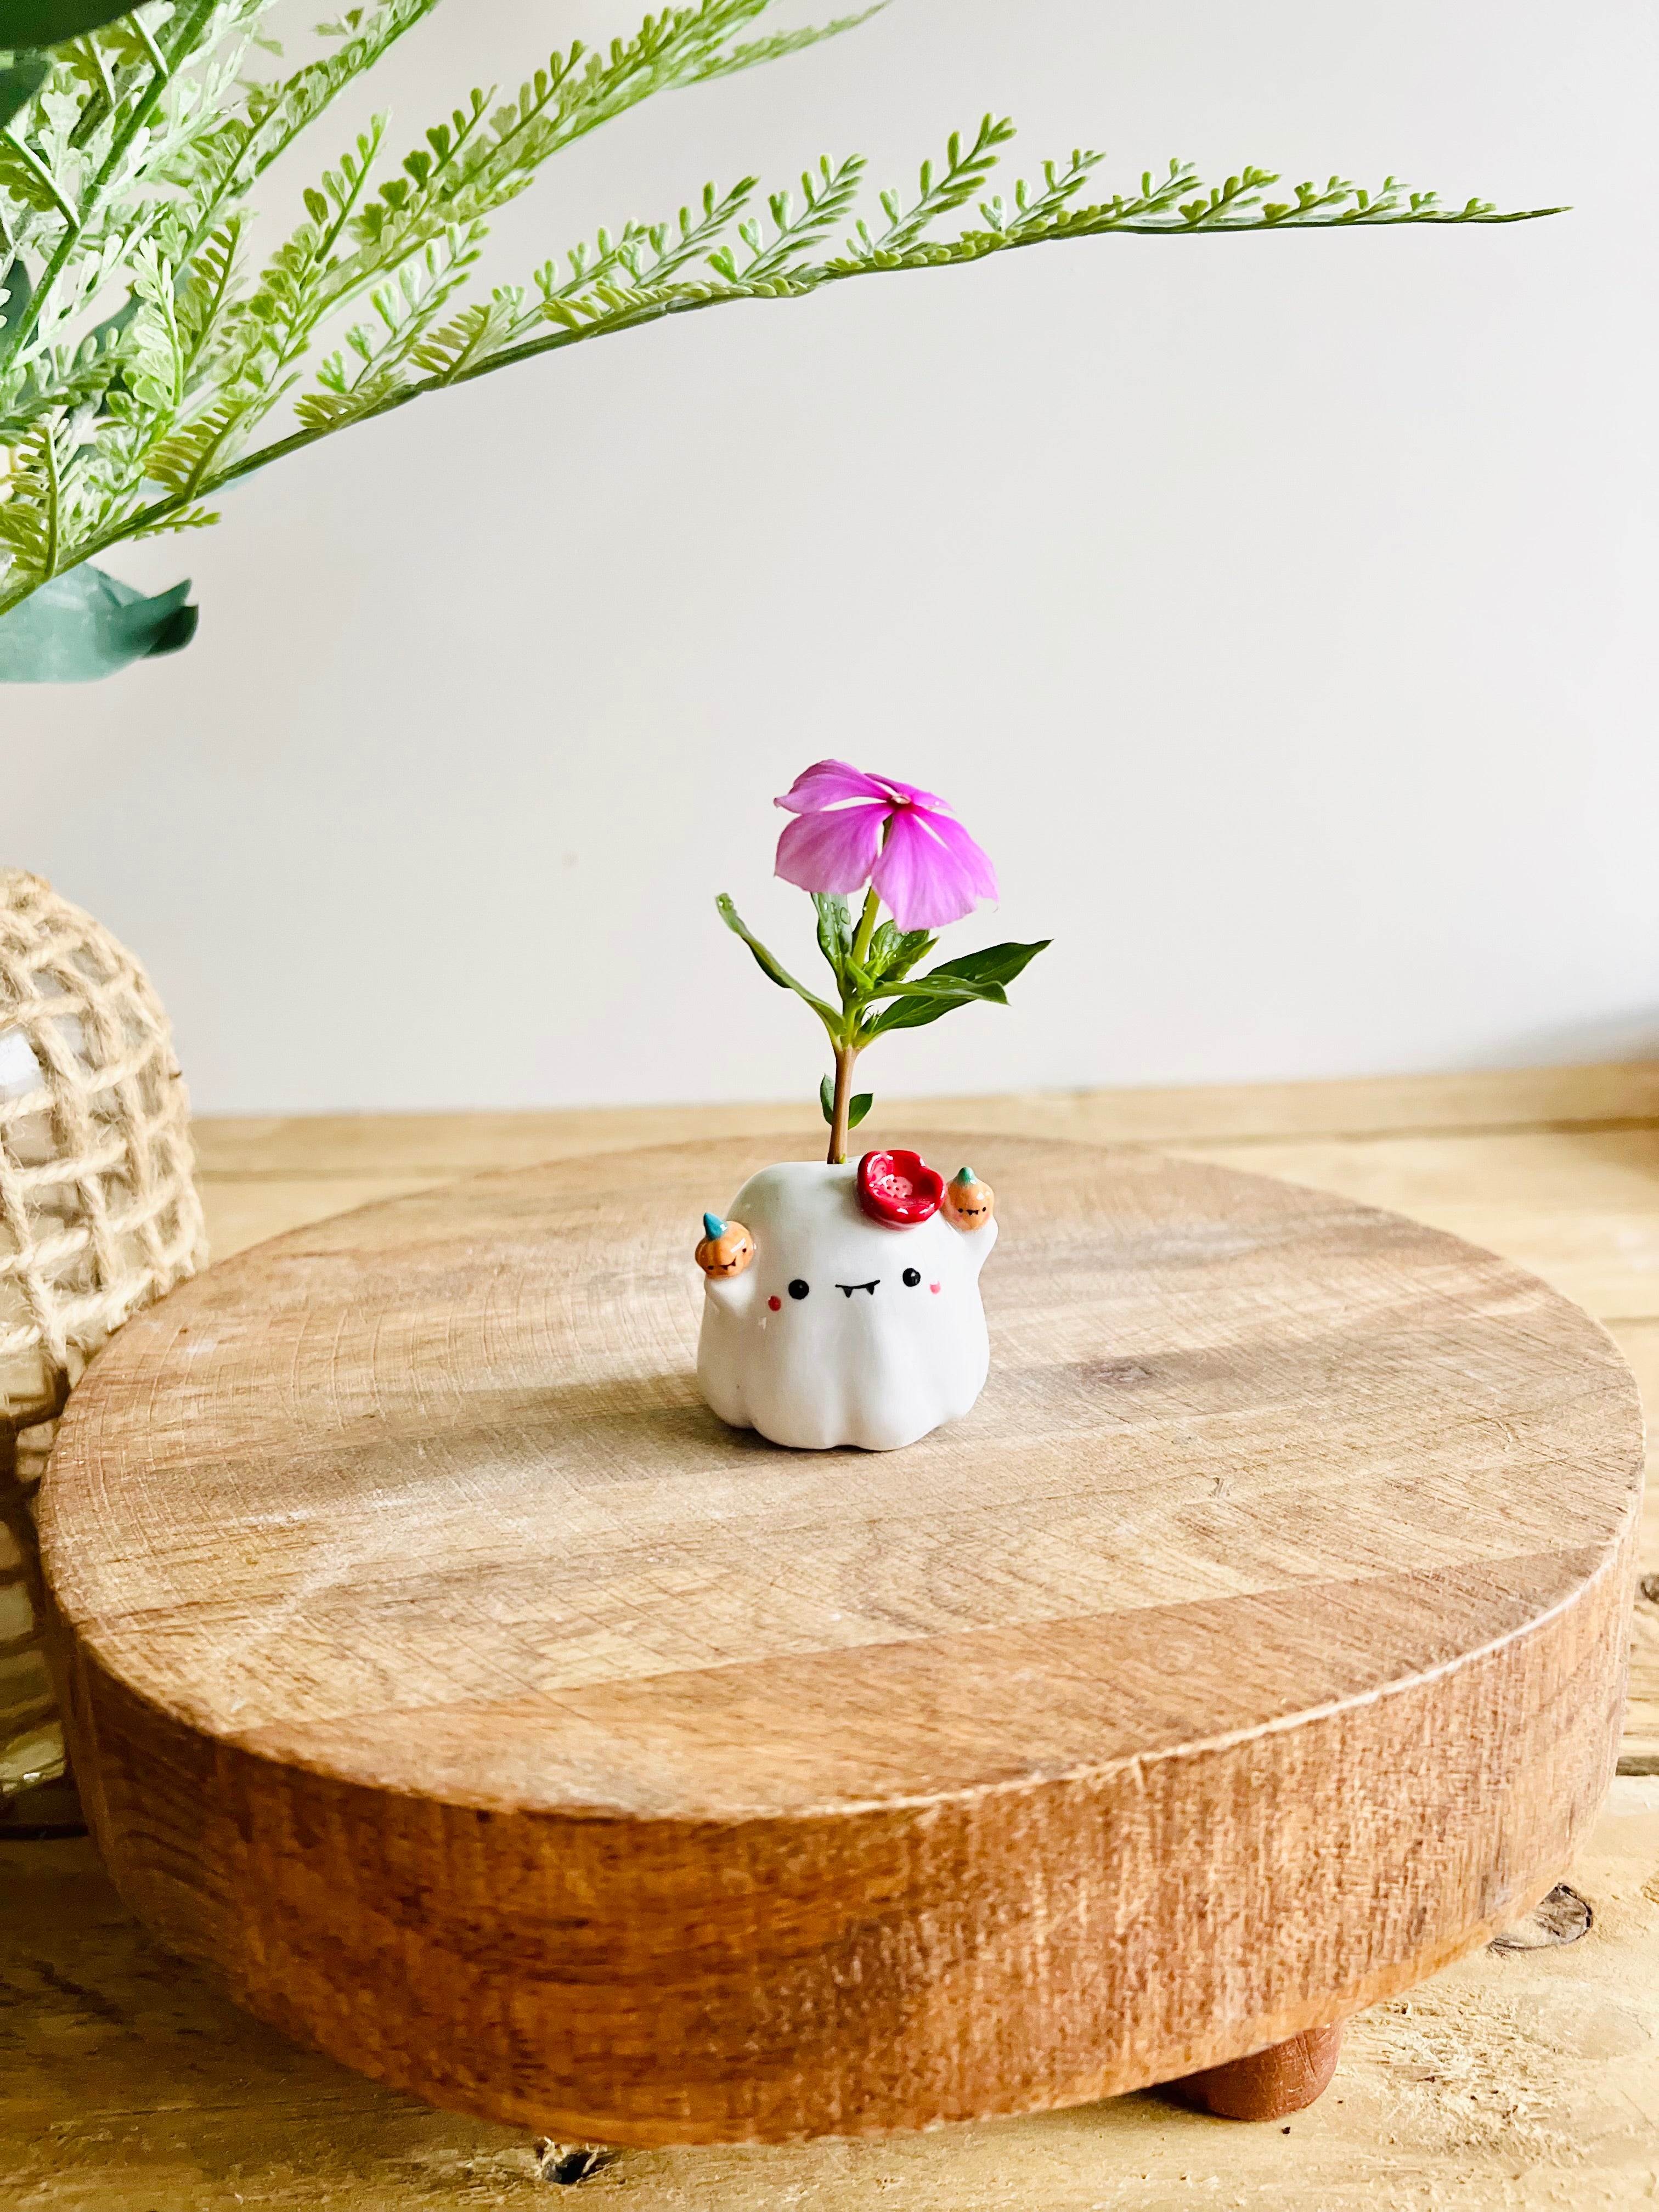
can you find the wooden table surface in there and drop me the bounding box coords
[8,1063,1659,2208]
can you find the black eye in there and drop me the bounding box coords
[902,1267,921,1288]
[788,1279,810,1300]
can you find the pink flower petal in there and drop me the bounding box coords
[872,808,990,930]
[866,770,951,814]
[915,805,998,900]
[775,802,886,894]
[775,759,894,816]
[770,761,997,924]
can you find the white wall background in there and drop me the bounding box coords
[5,0,1656,1114]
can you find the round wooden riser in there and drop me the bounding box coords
[40,1137,1641,2147]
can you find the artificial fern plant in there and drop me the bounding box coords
[0,0,1559,678]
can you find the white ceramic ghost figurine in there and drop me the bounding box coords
[695,1149,997,1451]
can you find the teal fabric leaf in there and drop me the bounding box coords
[0,55,48,129]
[0,566,198,682]
[0,3,136,44]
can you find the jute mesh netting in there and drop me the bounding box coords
[0,868,207,1820]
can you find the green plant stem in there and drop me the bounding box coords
[849,884,881,973]
[132,15,170,76]
[827,1040,862,1167]
[40,418,58,579]
[823,889,882,1161]
[0,129,78,226]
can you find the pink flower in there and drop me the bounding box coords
[772,760,998,932]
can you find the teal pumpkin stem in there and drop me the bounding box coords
[702,1213,725,1239]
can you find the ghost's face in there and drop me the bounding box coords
[696,1160,997,1452]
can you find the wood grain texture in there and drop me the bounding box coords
[40,1135,1643,2146]
[188,1060,1659,1181]
[13,1781,1659,2209]
[1174,1128,1659,1324]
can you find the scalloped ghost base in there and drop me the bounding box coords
[696,1158,997,1452]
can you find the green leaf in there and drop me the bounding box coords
[819,1075,873,1128]
[864,996,979,1040]
[699,6,884,84]
[878,972,1008,1003]
[0,55,48,132]
[884,973,1009,1006]
[865,920,936,983]
[0,1,133,42]
[813,891,851,978]
[864,977,1007,1039]
[927,938,1052,991]
[862,940,1050,1039]
[715,894,838,1025]
[0,564,196,681]
[0,254,30,342]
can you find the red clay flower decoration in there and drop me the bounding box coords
[856,1148,944,1226]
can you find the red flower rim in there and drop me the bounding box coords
[856,1148,944,1226]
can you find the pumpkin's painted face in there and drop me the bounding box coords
[695,1160,997,1453]
[695,1221,754,1278]
[942,1173,994,1231]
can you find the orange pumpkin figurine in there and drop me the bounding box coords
[942,1166,994,1231]
[695,1211,755,1278]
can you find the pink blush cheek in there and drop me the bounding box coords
[768,1295,782,1311]
[930,1282,941,1295]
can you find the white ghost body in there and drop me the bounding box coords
[697,1160,997,1452]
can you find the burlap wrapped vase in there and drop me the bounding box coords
[0,870,206,1830]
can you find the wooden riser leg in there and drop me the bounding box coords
[1171,2022,1343,2121]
